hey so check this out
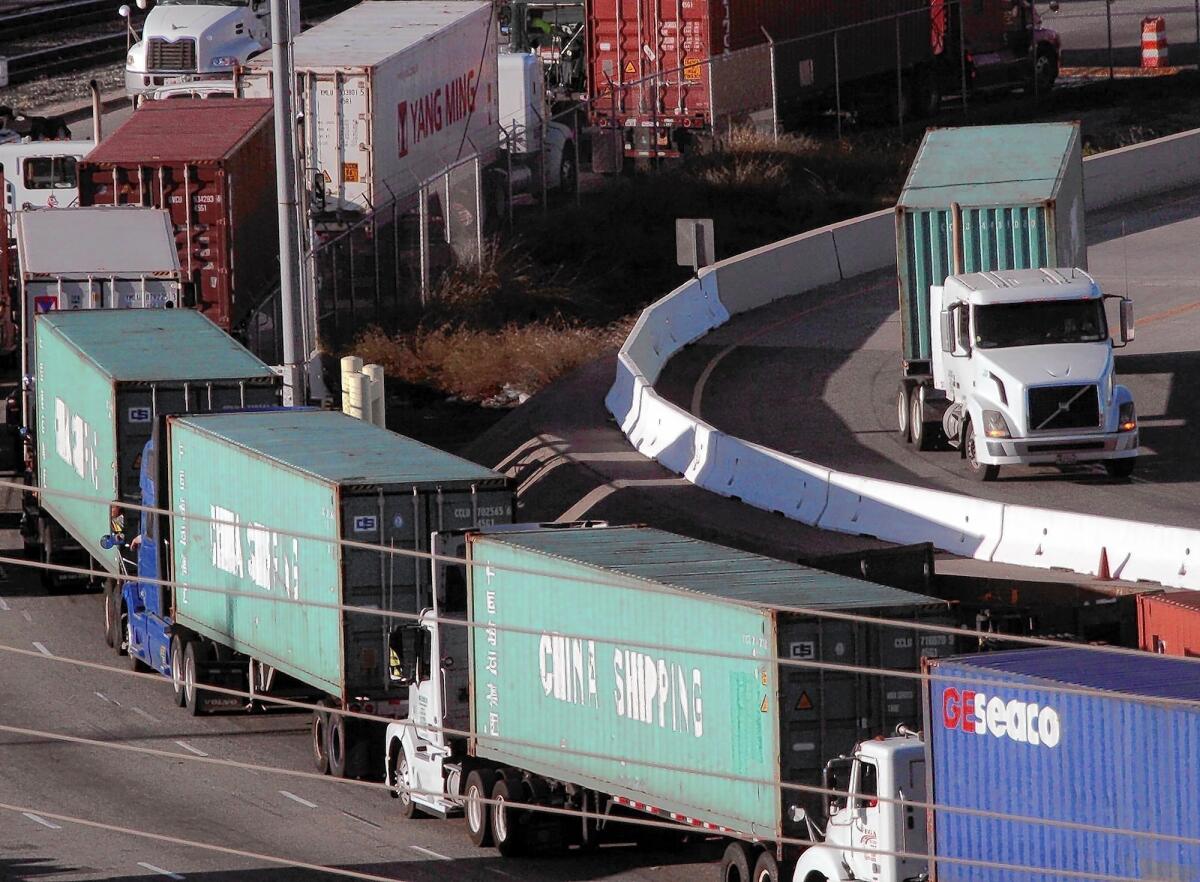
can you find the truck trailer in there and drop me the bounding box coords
[77,99,279,332]
[586,0,1061,168]
[794,646,1200,882]
[894,123,1138,480]
[119,408,513,778]
[23,309,280,593]
[384,524,956,874]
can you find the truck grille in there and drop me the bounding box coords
[1027,384,1100,432]
[146,37,197,72]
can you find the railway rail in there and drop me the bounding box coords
[0,0,136,43]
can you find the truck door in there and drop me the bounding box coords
[895,758,928,880]
[845,758,883,880]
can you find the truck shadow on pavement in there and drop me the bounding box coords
[0,856,81,879]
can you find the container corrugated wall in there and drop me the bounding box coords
[927,652,1200,882]
[898,204,1051,360]
[1137,591,1200,657]
[469,536,781,837]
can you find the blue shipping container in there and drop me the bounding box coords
[928,648,1200,882]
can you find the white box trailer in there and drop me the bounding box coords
[244,1,501,213]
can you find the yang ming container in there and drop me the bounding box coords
[896,122,1085,368]
[927,648,1200,882]
[162,409,513,773]
[466,525,955,837]
[77,99,278,332]
[1137,590,1200,657]
[27,309,279,584]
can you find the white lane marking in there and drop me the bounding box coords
[131,706,159,723]
[32,641,50,656]
[0,597,9,610]
[279,790,317,808]
[409,845,452,861]
[22,610,32,623]
[174,740,208,757]
[137,862,185,880]
[95,691,121,706]
[23,812,61,830]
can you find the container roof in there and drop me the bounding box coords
[84,99,273,164]
[477,526,945,611]
[1144,590,1200,612]
[175,409,506,488]
[248,1,489,70]
[944,647,1200,703]
[37,309,277,381]
[17,207,180,275]
[898,123,1079,210]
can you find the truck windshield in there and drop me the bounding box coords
[974,299,1108,349]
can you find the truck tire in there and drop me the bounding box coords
[557,149,578,201]
[183,640,211,716]
[964,423,1000,482]
[910,389,934,451]
[1030,49,1058,94]
[911,66,941,119]
[490,774,528,857]
[897,383,911,443]
[464,769,496,846]
[392,744,426,819]
[170,635,186,707]
[1105,458,1136,479]
[103,579,118,648]
[752,850,780,882]
[721,840,753,882]
[326,711,349,778]
[312,702,331,775]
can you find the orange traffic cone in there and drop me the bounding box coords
[1097,547,1111,581]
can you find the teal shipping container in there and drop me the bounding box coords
[167,409,513,700]
[896,123,1085,366]
[466,525,954,839]
[32,309,279,573]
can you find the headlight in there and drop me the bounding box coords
[1118,401,1137,432]
[211,55,239,68]
[127,54,135,65]
[982,409,1011,439]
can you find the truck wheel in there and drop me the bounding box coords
[752,850,780,882]
[964,425,999,482]
[183,640,211,716]
[558,149,578,200]
[720,840,753,882]
[1105,458,1136,479]
[312,702,330,775]
[103,580,117,648]
[170,636,186,707]
[392,745,426,819]
[490,774,528,857]
[1031,49,1058,94]
[897,383,911,443]
[326,711,349,778]
[464,769,496,846]
[910,390,934,451]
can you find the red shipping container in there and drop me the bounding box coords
[77,99,278,332]
[1138,591,1200,657]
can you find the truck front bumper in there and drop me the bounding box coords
[980,430,1139,466]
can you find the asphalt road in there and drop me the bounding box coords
[656,184,1200,531]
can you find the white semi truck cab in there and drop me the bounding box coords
[122,0,298,97]
[910,267,1138,481]
[792,734,928,882]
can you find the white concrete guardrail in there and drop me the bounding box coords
[606,127,1200,589]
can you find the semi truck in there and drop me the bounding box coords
[241,1,577,226]
[793,647,1200,882]
[76,99,279,333]
[383,523,956,872]
[122,0,299,97]
[895,123,1138,480]
[23,309,280,592]
[586,0,1061,168]
[115,408,513,778]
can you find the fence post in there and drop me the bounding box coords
[761,27,779,142]
[895,13,905,134]
[473,155,483,264]
[418,183,430,305]
[573,110,581,207]
[833,29,842,140]
[541,103,549,216]
[958,0,969,114]
[1195,0,1199,70]
[391,200,400,310]
[371,215,381,321]
[1106,0,1114,80]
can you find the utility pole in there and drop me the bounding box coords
[271,0,304,405]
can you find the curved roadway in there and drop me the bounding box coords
[657,185,1200,530]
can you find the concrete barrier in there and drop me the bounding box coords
[606,125,1200,590]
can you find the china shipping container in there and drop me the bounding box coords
[896,122,1085,369]
[466,525,957,836]
[157,409,513,771]
[927,648,1200,882]
[1138,590,1200,657]
[25,309,280,585]
[586,0,929,163]
[76,99,278,332]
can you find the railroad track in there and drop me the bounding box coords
[4,31,127,86]
[0,0,134,43]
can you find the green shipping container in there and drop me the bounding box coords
[896,123,1085,366]
[467,525,954,839]
[167,409,513,700]
[33,309,280,573]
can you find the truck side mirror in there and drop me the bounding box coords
[939,310,954,354]
[1048,0,1059,11]
[1119,298,1135,344]
[135,0,147,9]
